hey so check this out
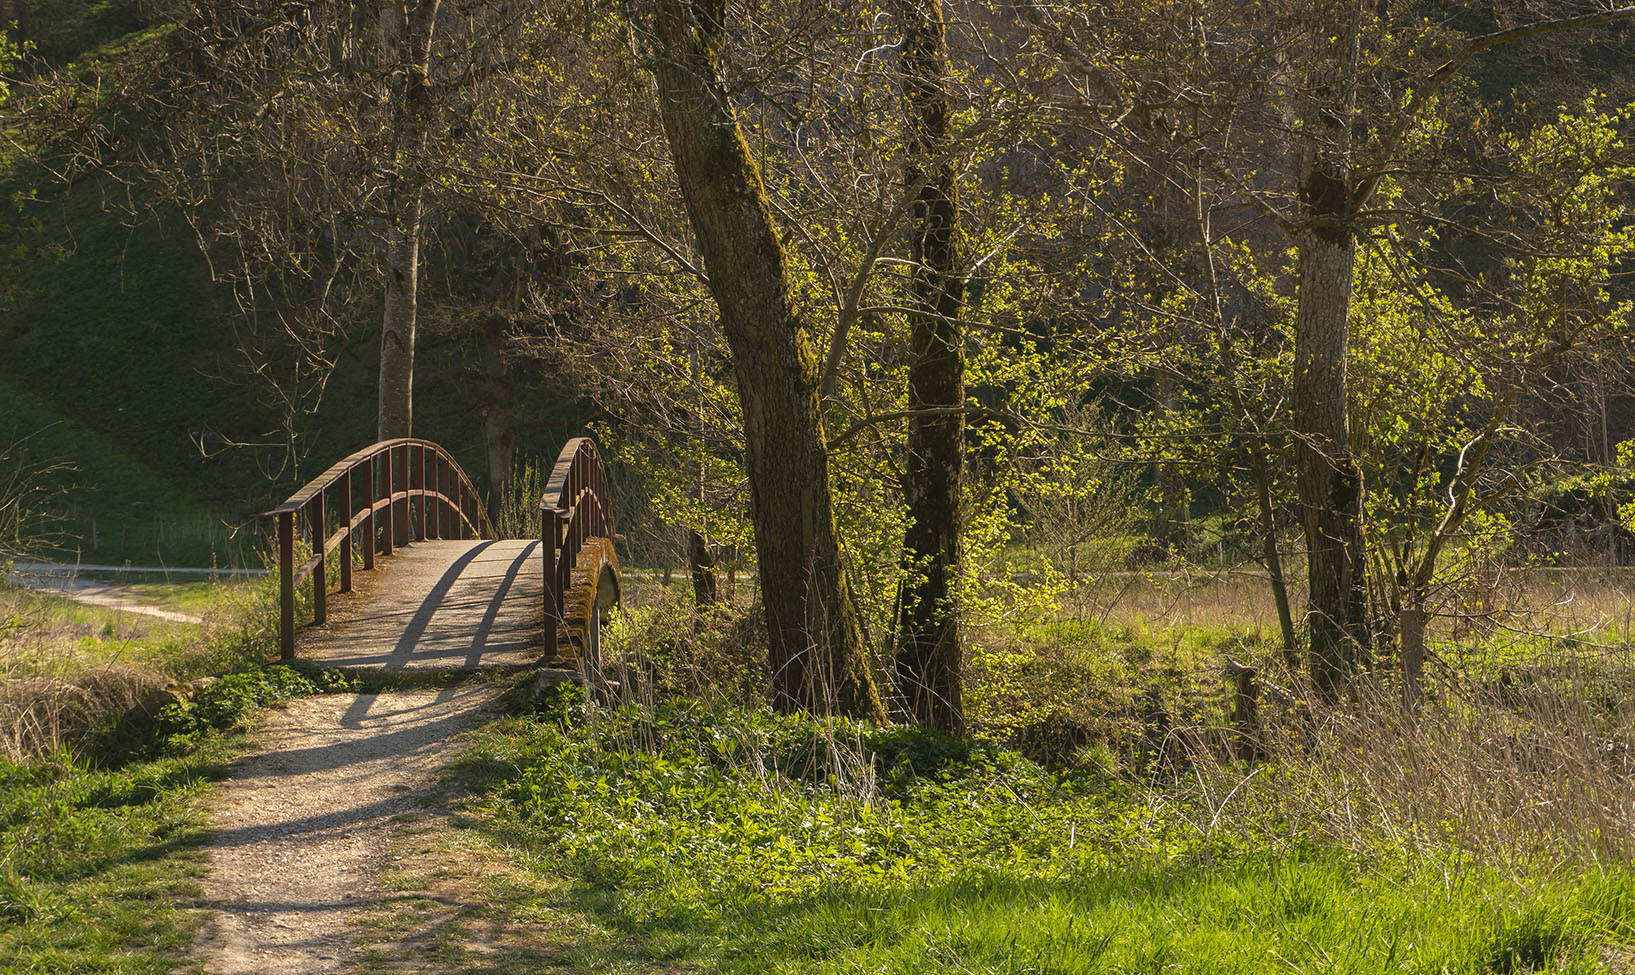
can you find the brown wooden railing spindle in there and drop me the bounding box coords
[338,470,353,593]
[278,511,295,661]
[310,490,327,626]
[265,439,495,659]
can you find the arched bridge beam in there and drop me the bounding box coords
[539,437,621,672]
[264,438,495,660]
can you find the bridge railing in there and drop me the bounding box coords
[540,436,617,664]
[265,438,495,659]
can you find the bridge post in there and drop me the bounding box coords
[415,444,428,541]
[395,444,410,548]
[338,470,353,593]
[380,451,395,557]
[439,460,452,538]
[360,456,376,570]
[425,453,439,540]
[310,491,327,626]
[542,508,562,656]
[278,511,295,661]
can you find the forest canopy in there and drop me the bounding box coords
[5,0,1635,724]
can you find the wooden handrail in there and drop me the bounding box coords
[539,437,618,664]
[264,438,495,659]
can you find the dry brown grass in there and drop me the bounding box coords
[987,564,1635,866]
[1171,647,1635,868]
[1067,568,1295,632]
[1055,564,1635,644]
[1,592,165,760]
[0,662,165,761]
[0,579,275,761]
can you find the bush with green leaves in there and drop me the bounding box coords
[152,664,354,754]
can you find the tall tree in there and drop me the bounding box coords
[1289,0,1371,698]
[637,0,886,721]
[376,0,441,440]
[892,0,966,734]
[1285,0,1635,696]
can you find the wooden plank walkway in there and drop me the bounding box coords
[295,539,544,672]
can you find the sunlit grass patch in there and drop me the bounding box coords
[0,738,230,972]
[459,696,1635,974]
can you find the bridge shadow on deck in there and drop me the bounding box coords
[295,539,546,676]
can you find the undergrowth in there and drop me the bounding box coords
[461,690,1635,974]
[0,563,308,761]
[125,663,355,759]
[0,661,353,972]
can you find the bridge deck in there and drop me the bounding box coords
[296,539,544,672]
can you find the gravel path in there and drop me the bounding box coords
[5,575,204,623]
[192,539,549,973]
[195,683,503,974]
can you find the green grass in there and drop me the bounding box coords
[123,579,259,617]
[0,660,355,972]
[1,580,266,679]
[453,695,1635,974]
[0,740,226,974]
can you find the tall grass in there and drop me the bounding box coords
[0,561,288,761]
[1229,653,1635,867]
[586,565,1635,870]
[493,454,545,540]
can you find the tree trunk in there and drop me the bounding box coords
[1249,444,1300,666]
[374,0,439,442]
[892,0,965,735]
[378,213,420,440]
[686,339,717,610]
[1399,603,1424,710]
[480,316,513,522]
[1292,0,1370,699]
[643,0,886,722]
[687,528,717,608]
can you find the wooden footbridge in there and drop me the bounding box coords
[265,436,620,674]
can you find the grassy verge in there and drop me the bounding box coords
[0,737,228,974]
[0,662,355,972]
[0,563,305,761]
[455,691,1635,975]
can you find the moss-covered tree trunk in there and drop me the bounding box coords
[644,0,885,722]
[893,0,965,735]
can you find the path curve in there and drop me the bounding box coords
[194,539,551,973]
[196,683,503,974]
[7,576,203,624]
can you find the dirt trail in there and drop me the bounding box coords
[192,540,552,973]
[7,575,203,624]
[194,683,504,974]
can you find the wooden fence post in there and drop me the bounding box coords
[1401,606,1425,711]
[1226,659,1260,762]
[278,511,295,661]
